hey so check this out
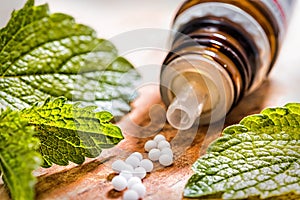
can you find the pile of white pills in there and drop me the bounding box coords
[111,152,152,200]
[110,134,174,200]
[144,134,173,166]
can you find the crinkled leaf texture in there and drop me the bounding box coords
[20,97,123,168]
[0,109,42,200]
[184,103,300,200]
[0,0,140,118]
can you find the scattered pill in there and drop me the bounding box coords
[159,154,173,167]
[139,159,153,173]
[111,175,127,191]
[160,147,173,158]
[125,155,140,168]
[130,152,143,161]
[120,170,133,180]
[153,134,166,143]
[127,177,142,189]
[133,167,147,179]
[144,140,157,152]
[111,159,127,173]
[157,140,171,150]
[123,189,139,200]
[131,183,146,198]
[148,148,161,161]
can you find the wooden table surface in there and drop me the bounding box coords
[1,1,300,200]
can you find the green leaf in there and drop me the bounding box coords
[20,97,123,168]
[0,0,139,117]
[0,108,42,200]
[184,103,300,199]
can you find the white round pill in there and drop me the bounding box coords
[133,167,147,179]
[148,148,161,161]
[123,189,139,200]
[130,152,143,161]
[159,154,173,167]
[127,177,142,189]
[111,175,127,191]
[131,183,146,198]
[157,140,171,150]
[139,159,153,173]
[160,147,173,158]
[123,164,134,172]
[153,134,166,143]
[111,159,126,173]
[144,140,157,152]
[125,155,140,168]
[120,170,133,180]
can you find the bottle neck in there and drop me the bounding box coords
[161,16,265,127]
[161,53,235,127]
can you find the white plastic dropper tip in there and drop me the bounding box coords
[166,96,204,130]
[166,104,194,130]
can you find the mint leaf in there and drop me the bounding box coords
[0,0,139,117]
[20,97,123,167]
[184,103,300,199]
[0,109,42,200]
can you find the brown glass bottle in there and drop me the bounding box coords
[160,0,295,130]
